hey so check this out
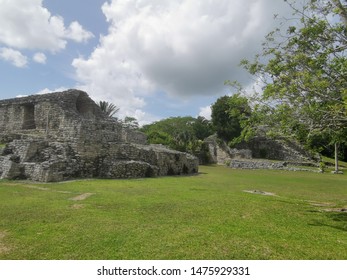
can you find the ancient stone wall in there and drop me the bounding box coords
[229,159,320,172]
[0,90,198,182]
[204,134,252,164]
[234,137,319,162]
[0,90,98,132]
[230,159,287,170]
[203,134,319,169]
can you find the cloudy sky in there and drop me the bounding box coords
[0,0,292,124]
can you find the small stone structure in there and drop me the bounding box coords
[204,134,253,165]
[229,159,319,172]
[204,134,319,170]
[234,136,319,163]
[0,90,198,182]
[230,160,287,170]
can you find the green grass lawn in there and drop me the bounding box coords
[0,165,346,260]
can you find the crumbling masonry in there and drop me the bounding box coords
[0,90,198,182]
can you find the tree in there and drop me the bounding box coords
[240,0,347,172]
[98,101,119,118]
[192,116,214,140]
[122,116,139,130]
[141,116,214,155]
[211,94,251,142]
[146,131,173,146]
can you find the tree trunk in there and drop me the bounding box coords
[334,142,339,173]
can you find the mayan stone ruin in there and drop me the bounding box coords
[203,133,320,171]
[0,89,198,182]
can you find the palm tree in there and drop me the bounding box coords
[98,101,119,117]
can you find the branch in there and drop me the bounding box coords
[331,0,347,27]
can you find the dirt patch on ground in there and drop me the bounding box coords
[322,208,347,213]
[243,190,277,196]
[23,185,50,191]
[69,193,95,201]
[3,183,74,195]
[307,201,335,207]
[56,190,72,194]
[307,201,347,212]
[5,183,50,191]
[310,203,335,207]
[25,185,73,194]
[0,231,10,254]
[71,204,85,209]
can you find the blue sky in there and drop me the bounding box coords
[0,0,292,125]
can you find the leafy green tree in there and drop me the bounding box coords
[146,131,173,146]
[239,0,347,172]
[141,116,214,156]
[142,117,196,151]
[211,94,251,142]
[122,116,139,130]
[98,101,119,118]
[192,116,214,140]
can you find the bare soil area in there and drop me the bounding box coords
[69,193,95,201]
[0,231,10,254]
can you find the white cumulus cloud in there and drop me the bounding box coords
[33,52,47,64]
[0,47,28,68]
[72,0,292,123]
[64,21,94,43]
[0,0,93,54]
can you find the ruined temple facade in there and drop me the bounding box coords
[0,90,198,182]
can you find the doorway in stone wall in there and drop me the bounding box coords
[22,104,36,129]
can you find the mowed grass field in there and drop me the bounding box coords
[0,165,346,260]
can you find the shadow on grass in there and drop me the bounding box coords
[308,211,347,232]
